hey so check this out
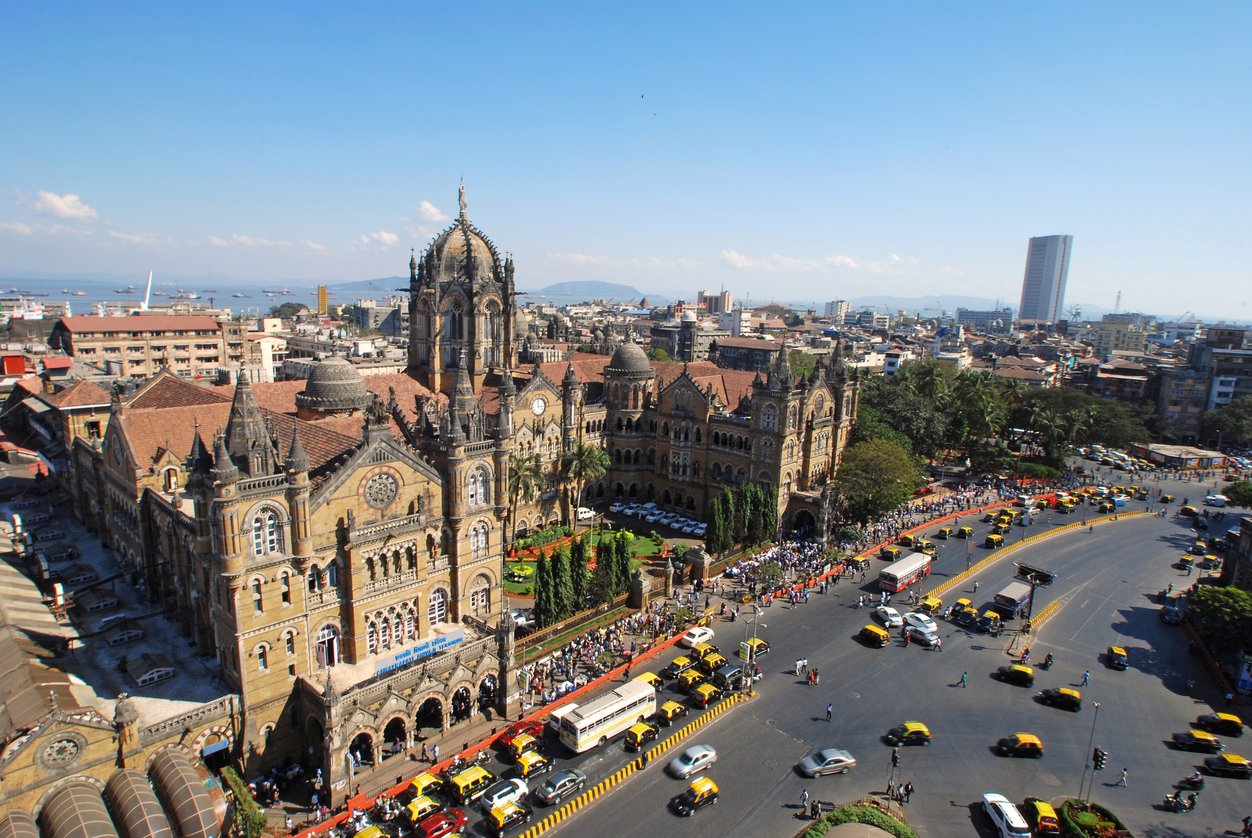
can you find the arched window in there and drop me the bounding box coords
[251,579,263,613]
[307,565,322,592]
[469,575,492,616]
[788,405,799,430]
[466,466,491,507]
[380,617,391,649]
[404,610,415,641]
[325,562,338,588]
[392,613,403,646]
[250,508,284,557]
[429,588,449,625]
[284,631,296,656]
[470,522,490,560]
[367,622,378,654]
[256,644,269,671]
[316,624,340,667]
[762,404,778,432]
[280,572,291,605]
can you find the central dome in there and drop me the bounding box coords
[423,189,504,287]
[606,342,653,376]
[296,356,371,414]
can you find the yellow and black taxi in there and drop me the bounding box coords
[1023,798,1061,836]
[1161,493,1176,503]
[689,641,720,662]
[917,596,943,616]
[739,636,770,660]
[953,604,979,628]
[1204,753,1252,779]
[880,544,904,561]
[859,624,890,647]
[487,800,532,837]
[688,682,723,709]
[916,539,937,557]
[515,749,554,778]
[662,655,697,679]
[984,533,1004,549]
[658,700,689,726]
[957,525,975,538]
[670,776,719,816]
[1173,728,1224,753]
[624,721,659,752]
[407,772,446,801]
[898,533,918,548]
[995,733,1043,758]
[634,671,664,690]
[1037,687,1082,711]
[1176,554,1195,571]
[1195,712,1244,737]
[1189,540,1209,555]
[676,669,706,693]
[994,664,1035,687]
[991,521,1010,536]
[498,719,543,754]
[505,732,541,761]
[1105,645,1129,670]
[978,611,1004,635]
[354,827,385,838]
[1179,504,1199,517]
[404,794,442,825]
[981,511,1000,523]
[449,765,496,804]
[884,721,931,746]
[697,651,729,676]
[935,526,953,540]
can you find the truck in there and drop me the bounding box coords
[993,581,1032,619]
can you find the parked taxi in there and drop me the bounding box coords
[688,683,723,709]
[658,700,689,726]
[624,721,659,752]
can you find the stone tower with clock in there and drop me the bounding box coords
[407,185,517,397]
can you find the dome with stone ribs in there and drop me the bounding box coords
[296,356,371,414]
[606,341,653,376]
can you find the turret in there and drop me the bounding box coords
[562,358,579,433]
[286,427,312,562]
[496,367,516,440]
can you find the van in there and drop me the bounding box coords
[859,624,890,647]
[712,664,746,691]
[576,506,596,520]
[449,765,496,804]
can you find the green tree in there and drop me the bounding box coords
[1187,586,1252,653]
[723,486,742,546]
[560,443,610,534]
[268,301,306,319]
[1225,480,1252,508]
[532,552,552,628]
[856,374,946,457]
[569,536,590,609]
[706,496,727,555]
[834,438,922,525]
[646,347,671,362]
[788,350,817,381]
[590,544,614,604]
[762,484,779,541]
[744,483,766,545]
[849,404,915,454]
[507,452,544,545]
[549,544,573,619]
[1201,395,1252,448]
[614,533,632,595]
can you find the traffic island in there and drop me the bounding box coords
[1059,799,1132,836]
[792,798,916,838]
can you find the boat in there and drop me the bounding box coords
[202,288,218,293]
[231,292,251,298]
[71,290,88,296]
[115,285,136,294]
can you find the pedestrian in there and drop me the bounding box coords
[795,659,802,677]
[432,743,440,763]
[420,743,428,762]
[800,788,810,808]
[1081,670,1090,686]
[959,671,968,688]
[826,703,833,722]
[904,781,913,803]
[973,580,979,592]
[1116,768,1128,787]
[935,636,942,652]
[896,782,905,801]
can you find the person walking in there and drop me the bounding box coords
[904,781,914,803]
[959,671,968,688]
[935,636,942,652]
[1081,670,1090,686]
[1116,768,1128,787]
[800,789,810,809]
[826,703,833,722]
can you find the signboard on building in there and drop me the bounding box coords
[375,628,466,676]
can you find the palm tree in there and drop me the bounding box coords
[910,360,949,402]
[506,452,543,547]
[560,443,610,534]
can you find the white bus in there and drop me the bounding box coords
[557,679,657,753]
[878,551,932,593]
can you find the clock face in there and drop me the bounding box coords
[531,397,547,416]
[363,473,399,509]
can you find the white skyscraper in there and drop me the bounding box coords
[1018,234,1072,322]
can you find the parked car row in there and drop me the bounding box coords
[607,502,707,536]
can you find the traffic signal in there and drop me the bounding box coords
[1092,747,1108,770]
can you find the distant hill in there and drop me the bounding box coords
[528,280,644,300]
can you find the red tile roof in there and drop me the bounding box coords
[44,379,111,408]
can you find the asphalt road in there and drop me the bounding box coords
[540,483,1248,838]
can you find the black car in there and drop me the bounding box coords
[954,609,978,628]
[994,664,1035,687]
[533,770,587,806]
[1172,730,1224,753]
[1037,688,1082,711]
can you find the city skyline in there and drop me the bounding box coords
[1,3,1249,319]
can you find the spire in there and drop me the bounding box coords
[409,248,418,286]
[211,432,239,484]
[452,350,475,409]
[285,425,309,473]
[563,358,578,387]
[186,419,212,473]
[768,346,793,392]
[500,366,516,398]
[224,371,279,477]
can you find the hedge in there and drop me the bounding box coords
[221,765,267,838]
[797,803,917,838]
[1059,799,1130,837]
[1018,462,1062,479]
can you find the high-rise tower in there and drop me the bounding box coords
[1018,234,1072,323]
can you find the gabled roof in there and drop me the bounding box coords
[125,372,231,410]
[44,379,111,409]
[654,360,757,411]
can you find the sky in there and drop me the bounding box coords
[1,2,1249,319]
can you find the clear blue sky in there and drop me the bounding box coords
[1,2,1249,318]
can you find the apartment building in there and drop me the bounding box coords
[49,314,246,379]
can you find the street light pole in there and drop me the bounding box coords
[1081,701,1101,801]
[739,607,764,694]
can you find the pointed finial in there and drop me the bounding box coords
[458,181,468,219]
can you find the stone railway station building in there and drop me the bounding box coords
[0,190,857,832]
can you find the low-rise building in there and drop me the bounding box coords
[49,314,246,380]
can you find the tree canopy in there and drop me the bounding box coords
[1187,586,1252,653]
[1201,396,1252,448]
[833,438,923,525]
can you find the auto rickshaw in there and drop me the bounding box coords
[985,533,1004,549]
[918,595,943,616]
[956,525,974,539]
[880,545,903,561]
[657,700,689,726]
[936,526,953,540]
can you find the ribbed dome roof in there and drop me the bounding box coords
[296,356,371,414]
[606,342,653,375]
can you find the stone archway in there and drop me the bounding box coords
[348,731,374,767]
[450,686,473,725]
[792,509,817,538]
[382,717,407,760]
[477,673,499,719]
[415,696,444,738]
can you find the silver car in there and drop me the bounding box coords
[667,744,717,778]
[798,748,857,777]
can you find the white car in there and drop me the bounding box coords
[479,778,528,813]
[680,626,715,648]
[903,612,938,634]
[1204,494,1228,507]
[667,744,717,778]
[874,606,903,628]
[609,502,625,513]
[981,792,1030,837]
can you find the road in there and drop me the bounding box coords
[544,487,1246,837]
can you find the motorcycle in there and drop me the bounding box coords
[1161,794,1190,813]
[1178,774,1204,791]
[1041,654,1054,670]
